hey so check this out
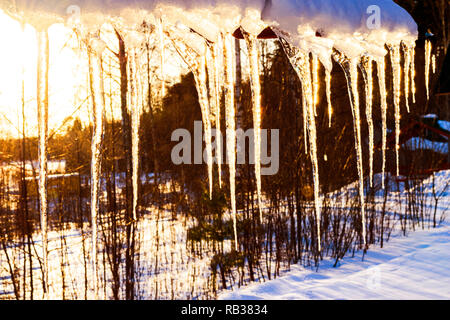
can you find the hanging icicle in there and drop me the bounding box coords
[432,54,436,74]
[376,58,388,189]
[129,47,142,221]
[277,37,322,252]
[360,56,374,188]
[223,33,238,251]
[411,46,416,104]
[37,28,49,299]
[87,35,106,299]
[167,29,214,199]
[333,51,366,246]
[403,43,411,113]
[425,39,432,100]
[157,18,166,99]
[389,44,401,177]
[242,30,263,223]
[312,54,320,117]
[207,42,223,188]
[325,69,332,127]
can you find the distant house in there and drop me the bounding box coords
[382,115,450,177]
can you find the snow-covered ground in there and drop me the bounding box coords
[220,171,450,300]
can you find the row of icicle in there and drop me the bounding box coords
[33,19,434,297]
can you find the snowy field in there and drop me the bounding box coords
[221,171,450,300]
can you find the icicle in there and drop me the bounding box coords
[37,29,49,299]
[166,29,214,199]
[325,69,332,127]
[411,46,416,104]
[242,30,263,223]
[194,52,214,199]
[333,51,366,246]
[207,42,223,188]
[432,54,436,74]
[360,56,374,187]
[129,47,142,221]
[312,54,320,117]
[403,44,411,113]
[223,33,238,251]
[277,37,322,252]
[88,36,105,299]
[389,44,401,177]
[158,18,166,99]
[376,58,388,189]
[425,39,432,100]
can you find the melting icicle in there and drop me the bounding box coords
[37,29,49,298]
[403,44,411,113]
[360,56,374,187]
[207,42,223,188]
[333,51,366,246]
[167,30,213,199]
[277,37,322,252]
[325,69,332,127]
[223,33,238,251]
[88,36,105,299]
[425,39,432,100]
[312,54,320,117]
[158,18,166,99]
[389,44,401,177]
[195,54,214,199]
[411,46,416,104]
[242,31,263,223]
[129,47,142,221]
[432,54,436,74]
[376,58,388,189]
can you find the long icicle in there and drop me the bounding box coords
[403,43,411,113]
[425,39,432,100]
[377,58,388,189]
[88,37,105,299]
[207,43,223,188]
[129,47,142,221]
[326,69,332,127]
[158,18,166,99]
[360,56,374,187]
[37,29,49,299]
[242,31,263,223]
[411,46,416,104]
[195,52,214,199]
[312,54,320,116]
[334,52,366,247]
[224,33,238,251]
[277,37,322,252]
[389,44,401,177]
[166,30,213,199]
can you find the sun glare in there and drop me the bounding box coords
[0,9,89,139]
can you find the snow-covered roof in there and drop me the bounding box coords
[1,1,418,64]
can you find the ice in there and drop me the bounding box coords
[388,44,401,177]
[425,39,432,100]
[278,36,322,252]
[403,43,411,113]
[360,56,374,187]
[87,35,106,299]
[206,42,223,188]
[333,51,366,246]
[411,46,416,104]
[223,33,238,250]
[242,30,263,222]
[325,69,332,127]
[376,58,388,189]
[37,29,49,298]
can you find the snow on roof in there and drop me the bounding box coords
[1,0,418,62]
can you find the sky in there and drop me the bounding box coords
[0,8,184,140]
